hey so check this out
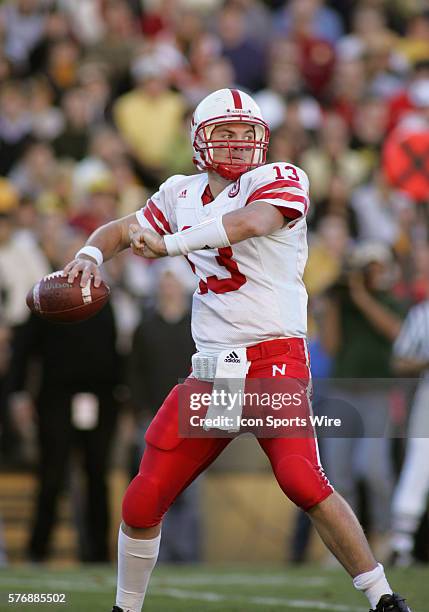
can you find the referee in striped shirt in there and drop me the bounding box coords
[390,300,429,565]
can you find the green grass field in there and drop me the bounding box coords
[0,564,426,612]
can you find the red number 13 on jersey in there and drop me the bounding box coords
[273,165,300,181]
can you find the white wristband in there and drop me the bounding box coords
[164,216,230,257]
[75,246,103,266]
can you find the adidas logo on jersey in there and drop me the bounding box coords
[224,351,240,363]
[178,189,187,198]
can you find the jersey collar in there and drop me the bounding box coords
[201,184,214,206]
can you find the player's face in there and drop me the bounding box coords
[210,122,256,166]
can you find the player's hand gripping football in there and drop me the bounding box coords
[63,257,102,288]
[129,224,167,259]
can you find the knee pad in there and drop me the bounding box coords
[122,473,164,529]
[275,454,333,511]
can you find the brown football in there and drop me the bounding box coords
[26,271,110,323]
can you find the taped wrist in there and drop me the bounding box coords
[164,216,230,257]
[75,246,103,266]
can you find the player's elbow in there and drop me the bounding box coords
[245,218,266,238]
[243,208,276,238]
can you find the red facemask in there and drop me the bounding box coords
[193,120,270,180]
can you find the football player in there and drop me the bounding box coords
[64,89,412,612]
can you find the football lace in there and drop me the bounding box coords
[43,270,65,281]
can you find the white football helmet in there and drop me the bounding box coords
[191,88,270,181]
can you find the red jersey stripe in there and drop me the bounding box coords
[147,199,172,234]
[230,89,243,110]
[247,190,308,207]
[245,179,305,205]
[144,207,164,235]
[247,191,307,206]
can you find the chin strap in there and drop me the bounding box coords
[192,152,257,181]
[215,162,249,181]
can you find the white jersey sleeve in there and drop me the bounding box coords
[243,162,310,225]
[136,175,185,235]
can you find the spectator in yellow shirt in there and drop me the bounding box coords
[113,56,186,187]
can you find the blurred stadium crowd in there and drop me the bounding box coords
[1,0,429,566]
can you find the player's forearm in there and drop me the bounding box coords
[85,221,127,261]
[65,216,133,285]
[82,214,138,262]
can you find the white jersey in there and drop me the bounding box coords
[136,162,310,354]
